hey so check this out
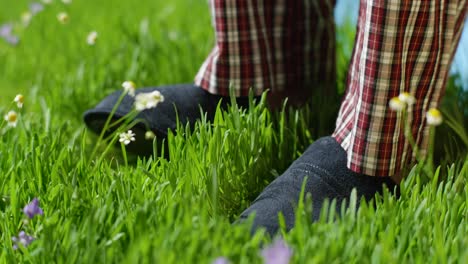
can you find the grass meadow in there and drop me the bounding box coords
[1,0,468,263]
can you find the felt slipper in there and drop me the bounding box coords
[238,137,398,236]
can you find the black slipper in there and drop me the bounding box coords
[83,84,254,156]
[238,137,398,236]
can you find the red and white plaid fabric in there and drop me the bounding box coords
[333,0,467,176]
[195,0,467,177]
[195,0,337,106]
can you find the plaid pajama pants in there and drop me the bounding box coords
[195,0,468,177]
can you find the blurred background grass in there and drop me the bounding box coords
[0,0,212,115]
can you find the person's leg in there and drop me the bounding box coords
[240,0,467,236]
[333,0,468,179]
[195,0,337,107]
[84,0,337,155]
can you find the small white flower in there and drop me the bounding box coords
[21,12,33,26]
[134,94,152,111]
[119,130,136,145]
[14,94,24,108]
[4,111,18,127]
[57,12,69,24]
[62,0,72,4]
[399,92,416,106]
[86,31,98,45]
[122,81,136,96]
[134,91,165,111]
[145,131,155,140]
[389,97,405,112]
[426,108,443,126]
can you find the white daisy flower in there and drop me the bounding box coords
[122,81,136,96]
[399,92,416,106]
[86,31,98,45]
[14,94,24,108]
[57,12,69,24]
[389,97,405,112]
[119,130,136,145]
[134,91,164,111]
[4,111,18,127]
[426,108,443,126]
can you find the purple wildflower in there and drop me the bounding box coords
[0,23,20,45]
[212,257,230,264]
[261,239,293,264]
[29,2,44,15]
[12,231,35,250]
[23,198,43,219]
[0,23,13,37]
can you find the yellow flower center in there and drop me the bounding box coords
[7,112,17,122]
[427,108,441,118]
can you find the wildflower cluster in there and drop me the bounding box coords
[2,94,25,130]
[87,80,163,165]
[11,232,35,250]
[12,198,44,250]
[389,92,444,175]
[0,2,46,45]
[116,81,165,147]
[389,92,443,127]
[121,80,165,111]
[389,92,416,112]
[1,1,97,47]
[14,94,24,108]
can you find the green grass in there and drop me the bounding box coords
[1,0,467,263]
